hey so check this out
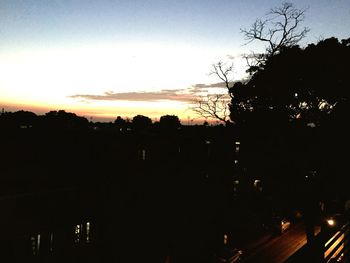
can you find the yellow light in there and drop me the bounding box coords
[327,219,335,226]
[224,234,228,245]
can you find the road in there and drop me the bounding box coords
[242,222,320,263]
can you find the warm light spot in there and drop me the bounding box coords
[327,219,335,226]
[224,234,228,245]
[0,43,235,121]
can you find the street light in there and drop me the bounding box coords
[327,219,335,227]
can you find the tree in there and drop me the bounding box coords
[193,3,310,125]
[0,110,38,128]
[230,37,350,199]
[191,61,235,124]
[241,2,309,72]
[209,61,235,98]
[159,115,181,131]
[43,110,89,129]
[114,116,127,131]
[231,38,350,127]
[114,116,126,125]
[191,94,231,124]
[132,115,152,131]
[224,2,311,125]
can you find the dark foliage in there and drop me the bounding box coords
[229,37,349,197]
[230,37,350,127]
[131,114,152,132]
[159,115,181,131]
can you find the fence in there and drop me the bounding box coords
[324,221,349,262]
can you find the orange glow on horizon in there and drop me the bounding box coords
[0,99,209,123]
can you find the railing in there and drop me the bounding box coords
[324,222,349,262]
[286,220,350,263]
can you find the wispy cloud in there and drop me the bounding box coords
[69,82,228,103]
[192,82,227,90]
[69,90,193,102]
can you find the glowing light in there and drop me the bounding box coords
[0,38,249,121]
[86,222,91,243]
[74,224,82,243]
[31,234,41,255]
[224,234,228,245]
[327,219,335,226]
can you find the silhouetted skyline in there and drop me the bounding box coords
[1,0,350,121]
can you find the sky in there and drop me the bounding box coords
[0,0,349,122]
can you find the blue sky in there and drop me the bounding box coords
[0,0,349,121]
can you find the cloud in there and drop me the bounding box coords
[69,89,195,102]
[192,82,227,90]
[69,82,229,103]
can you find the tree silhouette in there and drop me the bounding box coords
[114,116,128,131]
[0,110,37,128]
[198,3,310,124]
[191,94,231,124]
[229,37,350,214]
[43,110,89,129]
[159,115,181,131]
[132,115,152,132]
[241,2,309,73]
[191,61,234,124]
[230,38,350,127]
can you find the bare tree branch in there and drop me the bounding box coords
[191,94,231,124]
[189,61,235,124]
[242,52,266,72]
[209,61,235,98]
[241,2,309,69]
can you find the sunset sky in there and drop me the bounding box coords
[1,0,349,122]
